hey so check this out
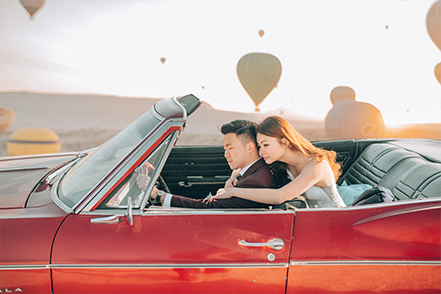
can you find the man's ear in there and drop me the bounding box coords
[246,141,255,153]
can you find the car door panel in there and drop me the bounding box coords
[286,200,441,293]
[52,267,289,294]
[0,202,67,293]
[52,210,294,293]
[287,263,440,294]
[0,269,51,293]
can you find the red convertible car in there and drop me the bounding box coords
[1,94,440,293]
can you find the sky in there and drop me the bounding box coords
[0,0,440,126]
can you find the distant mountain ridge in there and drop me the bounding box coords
[0,91,320,132]
[1,92,438,157]
[0,91,324,155]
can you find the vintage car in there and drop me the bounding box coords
[0,94,440,294]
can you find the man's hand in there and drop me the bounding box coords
[224,169,240,188]
[150,186,158,200]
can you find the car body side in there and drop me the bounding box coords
[0,96,440,293]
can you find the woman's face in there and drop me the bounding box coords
[256,133,286,164]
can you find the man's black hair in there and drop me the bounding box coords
[220,119,258,146]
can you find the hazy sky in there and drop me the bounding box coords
[0,0,440,125]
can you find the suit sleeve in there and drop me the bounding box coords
[170,195,269,209]
[169,161,276,209]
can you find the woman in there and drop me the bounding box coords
[212,116,346,208]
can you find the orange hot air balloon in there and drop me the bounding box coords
[237,52,282,111]
[0,108,15,134]
[160,57,166,64]
[258,30,265,37]
[19,0,45,19]
[426,0,441,51]
[435,62,441,85]
[325,100,385,139]
[330,86,356,105]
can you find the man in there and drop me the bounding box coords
[139,119,277,208]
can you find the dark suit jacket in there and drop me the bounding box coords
[170,158,276,209]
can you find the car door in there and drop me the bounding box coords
[51,208,294,294]
[286,200,441,293]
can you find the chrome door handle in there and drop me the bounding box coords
[238,238,285,251]
[91,215,121,224]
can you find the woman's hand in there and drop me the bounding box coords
[136,174,150,190]
[211,188,233,200]
[224,169,240,188]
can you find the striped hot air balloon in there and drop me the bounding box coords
[7,127,61,156]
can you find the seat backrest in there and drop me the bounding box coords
[340,143,420,189]
[340,143,441,201]
[394,162,441,200]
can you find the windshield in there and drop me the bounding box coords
[103,135,173,209]
[58,109,162,208]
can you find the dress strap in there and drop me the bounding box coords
[306,157,315,163]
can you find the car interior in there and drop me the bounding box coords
[158,139,441,207]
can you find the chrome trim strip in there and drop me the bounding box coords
[51,180,74,213]
[81,208,293,217]
[0,166,49,172]
[173,96,188,121]
[1,263,287,270]
[8,139,58,144]
[3,261,439,270]
[294,197,441,212]
[152,106,163,120]
[78,120,184,213]
[45,163,70,185]
[0,265,49,270]
[53,263,288,269]
[290,260,441,266]
[140,131,180,210]
[353,205,441,226]
[73,112,168,213]
[143,208,296,216]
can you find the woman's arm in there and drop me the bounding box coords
[213,160,328,205]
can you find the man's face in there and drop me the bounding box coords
[223,133,248,170]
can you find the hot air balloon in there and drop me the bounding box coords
[160,57,166,64]
[435,62,441,85]
[426,0,441,51]
[237,52,282,111]
[19,0,45,19]
[0,108,15,134]
[7,127,61,156]
[258,30,265,37]
[325,100,385,139]
[330,86,356,105]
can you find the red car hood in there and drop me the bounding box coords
[0,153,77,209]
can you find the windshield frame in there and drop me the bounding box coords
[53,97,188,212]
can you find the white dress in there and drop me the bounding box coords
[287,159,346,208]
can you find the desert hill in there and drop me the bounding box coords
[0,92,324,156]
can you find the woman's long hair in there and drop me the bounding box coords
[258,116,341,182]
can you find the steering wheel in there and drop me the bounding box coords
[147,175,170,207]
[157,175,170,193]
